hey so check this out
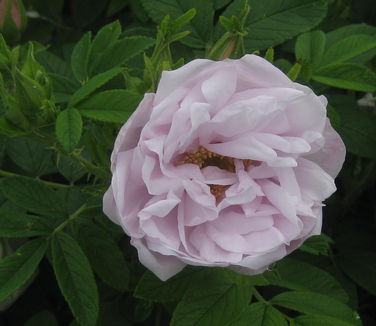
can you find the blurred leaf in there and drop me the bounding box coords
[56,109,83,152]
[24,310,58,326]
[214,0,232,10]
[76,222,129,292]
[141,0,214,48]
[36,51,75,79]
[0,209,54,238]
[220,0,330,51]
[321,35,376,66]
[49,74,80,103]
[0,177,66,218]
[171,280,251,326]
[295,30,326,66]
[51,232,98,326]
[71,32,92,83]
[337,250,376,296]
[76,89,141,122]
[265,258,348,302]
[313,63,376,92]
[226,302,288,326]
[271,291,361,325]
[68,67,124,107]
[28,0,64,21]
[331,95,376,159]
[72,0,108,28]
[106,0,129,17]
[295,315,358,326]
[0,238,48,302]
[6,138,55,176]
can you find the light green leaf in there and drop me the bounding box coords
[321,34,376,66]
[220,0,330,51]
[295,315,358,326]
[68,67,124,107]
[226,302,288,326]
[51,232,98,326]
[0,238,48,302]
[271,291,360,325]
[92,36,155,74]
[326,23,376,49]
[313,63,376,92]
[265,258,348,302]
[0,177,66,218]
[0,209,54,238]
[56,109,83,152]
[170,281,251,326]
[71,32,92,83]
[337,250,376,296]
[141,0,214,48]
[76,89,142,122]
[76,222,129,291]
[295,30,326,66]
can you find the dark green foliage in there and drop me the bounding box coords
[0,1,375,325]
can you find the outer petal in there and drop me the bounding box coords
[305,119,346,178]
[131,239,186,281]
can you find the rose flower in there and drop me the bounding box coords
[103,54,346,281]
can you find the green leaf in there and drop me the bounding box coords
[89,21,122,66]
[141,0,214,48]
[299,234,333,255]
[71,32,92,83]
[91,36,155,74]
[56,109,83,152]
[76,89,142,123]
[36,51,75,79]
[6,138,55,176]
[331,95,376,158]
[337,250,376,296]
[271,291,360,325]
[313,63,376,92]
[170,280,251,326]
[76,222,129,291]
[265,258,348,302]
[57,156,86,183]
[51,231,98,326]
[321,34,376,66]
[295,315,358,326]
[0,209,54,238]
[0,177,66,218]
[0,238,48,302]
[49,73,80,103]
[24,310,59,326]
[68,67,124,107]
[326,23,376,49]
[226,302,288,326]
[220,0,330,51]
[295,30,326,66]
[135,268,206,302]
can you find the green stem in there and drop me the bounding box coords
[0,169,71,188]
[53,204,87,234]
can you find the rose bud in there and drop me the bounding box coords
[0,0,27,42]
[103,54,346,281]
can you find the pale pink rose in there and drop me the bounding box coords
[103,54,346,281]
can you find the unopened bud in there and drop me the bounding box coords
[0,0,27,43]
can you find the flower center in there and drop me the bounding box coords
[176,146,252,198]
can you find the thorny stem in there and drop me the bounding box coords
[0,169,71,188]
[53,204,87,234]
